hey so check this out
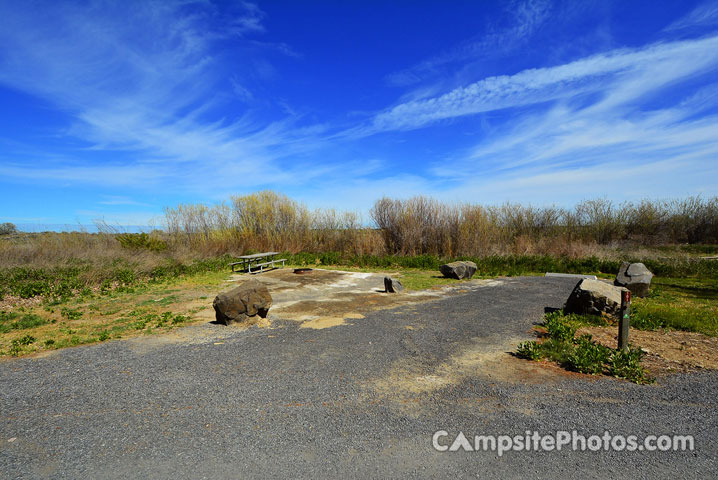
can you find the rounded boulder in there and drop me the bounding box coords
[213,279,272,325]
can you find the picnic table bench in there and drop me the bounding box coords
[229,252,286,273]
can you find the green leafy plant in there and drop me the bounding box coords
[608,346,650,383]
[0,311,47,333]
[10,334,36,356]
[517,341,542,360]
[565,334,611,375]
[516,311,653,384]
[544,312,577,342]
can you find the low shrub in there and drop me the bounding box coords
[565,334,611,374]
[516,341,542,360]
[544,312,578,342]
[116,233,168,251]
[608,347,649,383]
[0,222,17,235]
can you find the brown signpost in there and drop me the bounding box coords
[618,289,631,351]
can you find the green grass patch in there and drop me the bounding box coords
[539,276,718,337]
[0,255,235,302]
[392,269,482,290]
[0,311,48,333]
[140,294,180,306]
[2,251,716,303]
[629,277,718,336]
[631,302,717,336]
[60,307,83,320]
[0,262,224,357]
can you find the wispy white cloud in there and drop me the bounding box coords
[368,30,718,206]
[0,0,327,192]
[373,36,718,132]
[1,0,716,222]
[666,0,718,31]
[386,0,552,87]
[98,196,151,207]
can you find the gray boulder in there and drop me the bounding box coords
[384,276,404,293]
[439,261,477,280]
[614,261,653,297]
[213,279,272,325]
[564,279,627,317]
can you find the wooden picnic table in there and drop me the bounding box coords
[229,252,286,273]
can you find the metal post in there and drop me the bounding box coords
[618,289,631,351]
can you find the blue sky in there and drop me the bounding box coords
[1,0,718,228]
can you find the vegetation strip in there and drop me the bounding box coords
[1,192,716,358]
[517,312,654,384]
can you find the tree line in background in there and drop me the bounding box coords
[1,191,716,275]
[162,191,718,257]
[2,191,716,300]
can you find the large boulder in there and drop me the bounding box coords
[614,262,653,297]
[213,279,272,325]
[384,276,404,293]
[439,261,477,280]
[564,279,627,317]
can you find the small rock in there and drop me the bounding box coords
[384,276,404,293]
[439,261,477,280]
[564,278,627,317]
[614,261,654,297]
[213,279,272,325]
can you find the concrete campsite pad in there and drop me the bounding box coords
[225,268,503,329]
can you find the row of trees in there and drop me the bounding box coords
[370,196,718,256]
[161,192,718,257]
[163,191,379,255]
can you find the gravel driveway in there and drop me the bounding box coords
[1,276,716,478]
